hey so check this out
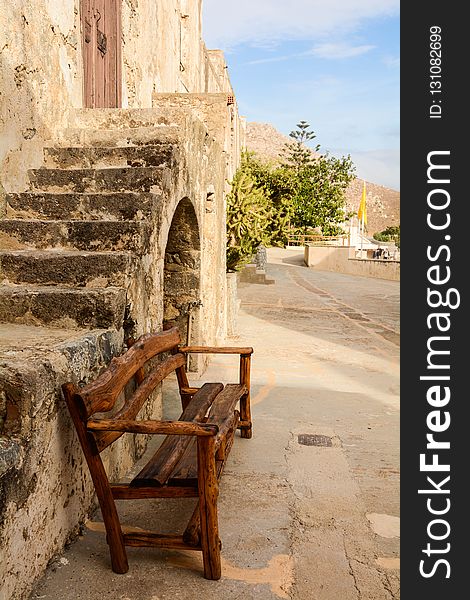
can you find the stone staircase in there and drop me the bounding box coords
[0,109,229,600]
[0,139,176,331]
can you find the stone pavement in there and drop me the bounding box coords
[30,247,399,600]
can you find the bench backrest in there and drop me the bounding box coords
[63,327,187,453]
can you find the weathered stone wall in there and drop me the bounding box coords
[0,1,83,191]
[152,93,244,186]
[225,272,239,338]
[1,1,239,192]
[0,327,134,600]
[69,105,230,346]
[155,107,229,346]
[121,0,201,103]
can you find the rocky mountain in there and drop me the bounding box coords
[245,122,400,234]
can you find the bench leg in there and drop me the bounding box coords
[239,355,253,439]
[95,481,129,574]
[103,508,129,574]
[239,392,253,439]
[197,437,221,580]
[70,422,128,574]
[84,452,128,573]
[183,503,200,547]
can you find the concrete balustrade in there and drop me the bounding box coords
[304,245,400,281]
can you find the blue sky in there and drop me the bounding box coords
[203,0,400,190]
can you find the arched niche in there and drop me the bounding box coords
[163,198,202,353]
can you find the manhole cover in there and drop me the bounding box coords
[298,434,333,447]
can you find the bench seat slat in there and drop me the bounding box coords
[131,382,223,487]
[168,436,198,482]
[206,384,246,423]
[162,384,246,485]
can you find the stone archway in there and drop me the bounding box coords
[163,198,201,349]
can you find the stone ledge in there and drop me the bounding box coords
[0,325,124,438]
[0,325,130,600]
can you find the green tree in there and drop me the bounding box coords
[373,225,400,248]
[225,122,356,268]
[291,152,355,234]
[281,122,355,234]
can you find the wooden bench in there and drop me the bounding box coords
[62,327,253,580]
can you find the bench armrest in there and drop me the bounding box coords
[87,419,219,437]
[178,346,252,397]
[179,345,253,355]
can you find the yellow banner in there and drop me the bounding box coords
[358,181,367,226]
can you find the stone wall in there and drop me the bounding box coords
[152,93,244,184]
[304,245,400,281]
[1,0,239,192]
[66,104,231,345]
[225,272,239,338]
[121,0,202,103]
[0,328,131,600]
[0,1,83,192]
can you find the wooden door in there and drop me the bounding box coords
[81,0,122,108]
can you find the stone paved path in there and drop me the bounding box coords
[30,248,399,600]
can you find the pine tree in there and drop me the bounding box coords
[282,121,320,170]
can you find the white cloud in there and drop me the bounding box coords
[203,0,399,48]
[246,42,375,65]
[383,55,400,68]
[246,54,292,65]
[310,42,375,59]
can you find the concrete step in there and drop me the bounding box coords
[5,192,156,221]
[239,264,275,285]
[43,144,176,170]
[72,108,174,128]
[0,250,135,287]
[0,285,126,329]
[28,166,170,193]
[63,125,179,147]
[0,219,151,252]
